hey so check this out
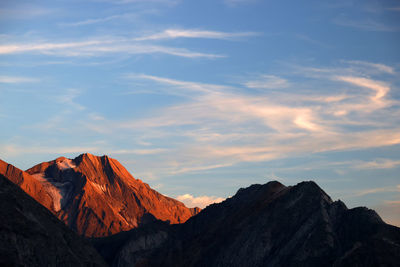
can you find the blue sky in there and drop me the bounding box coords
[1,0,399,225]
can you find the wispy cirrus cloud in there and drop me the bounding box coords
[125,73,232,94]
[354,159,400,169]
[334,76,390,106]
[355,185,400,197]
[333,17,397,32]
[19,60,400,178]
[111,60,399,174]
[169,162,234,175]
[0,38,223,58]
[243,75,289,89]
[60,13,136,27]
[0,75,40,83]
[0,27,257,60]
[56,88,86,111]
[135,29,258,41]
[344,60,395,74]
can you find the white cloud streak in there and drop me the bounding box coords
[56,89,86,111]
[243,75,289,89]
[333,17,397,32]
[354,159,400,169]
[135,29,258,41]
[169,163,234,175]
[0,38,223,58]
[0,28,257,59]
[345,60,395,75]
[355,186,400,197]
[60,13,136,27]
[334,75,390,107]
[0,76,39,83]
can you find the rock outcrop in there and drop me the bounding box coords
[0,173,107,267]
[95,181,400,267]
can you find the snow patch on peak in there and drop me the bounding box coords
[31,173,63,212]
[57,158,76,170]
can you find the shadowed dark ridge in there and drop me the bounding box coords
[0,173,107,267]
[94,180,400,267]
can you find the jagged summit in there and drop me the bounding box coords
[2,155,201,237]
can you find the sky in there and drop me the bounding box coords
[0,0,399,226]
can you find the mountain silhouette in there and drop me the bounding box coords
[94,181,400,267]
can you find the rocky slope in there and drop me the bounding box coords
[94,181,400,267]
[1,154,200,237]
[0,173,107,267]
[0,158,54,211]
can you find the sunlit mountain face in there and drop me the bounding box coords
[0,154,200,237]
[1,0,399,236]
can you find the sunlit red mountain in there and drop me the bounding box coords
[0,153,200,237]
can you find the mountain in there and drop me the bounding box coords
[94,181,400,267]
[0,173,107,267]
[0,158,54,211]
[1,154,200,237]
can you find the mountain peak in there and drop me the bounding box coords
[293,180,333,204]
[75,152,101,163]
[6,155,201,237]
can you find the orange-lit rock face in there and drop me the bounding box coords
[0,159,54,212]
[2,154,200,237]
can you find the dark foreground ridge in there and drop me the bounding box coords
[0,174,107,267]
[93,181,400,267]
